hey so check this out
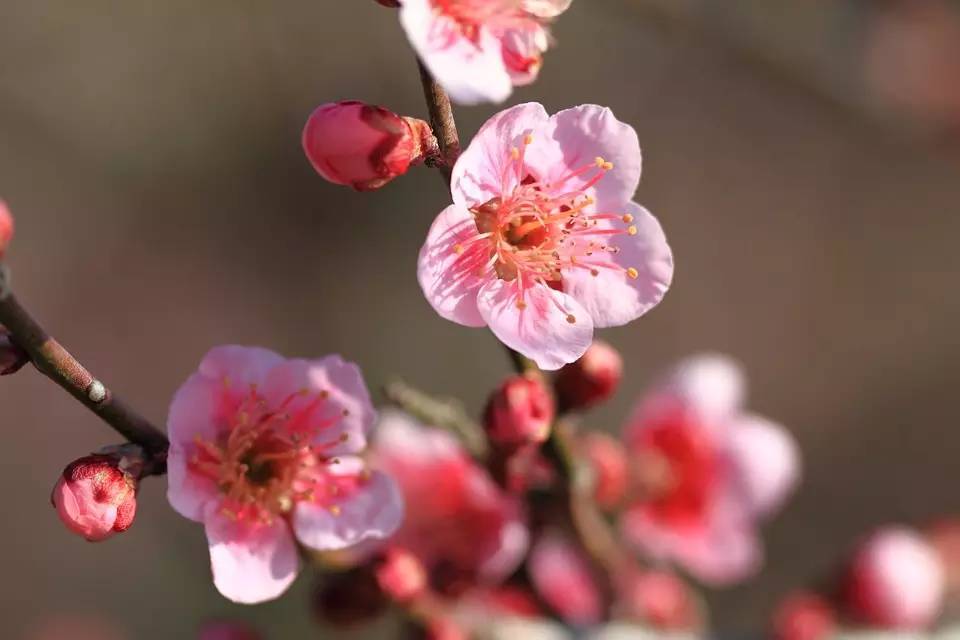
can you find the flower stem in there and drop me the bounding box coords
[416,58,460,185]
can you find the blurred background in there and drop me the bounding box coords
[1,0,958,637]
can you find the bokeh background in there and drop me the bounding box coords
[1,0,958,637]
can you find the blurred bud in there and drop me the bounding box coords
[582,432,628,509]
[198,621,262,640]
[421,617,467,640]
[51,454,138,542]
[483,375,554,451]
[375,547,427,603]
[302,101,435,191]
[619,570,698,630]
[0,327,29,375]
[313,567,387,627]
[375,0,401,7]
[843,526,945,630]
[529,532,603,626]
[770,592,836,640]
[555,341,623,411]
[0,200,14,259]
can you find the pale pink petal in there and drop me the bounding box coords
[537,105,642,210]
[451,103,550,209]
[643,354,746,429]
[724,414,800,520]
[375,409,464,464]
[477,279,593,371]
[400,0,512,105]
[166,372,222,446]
[562,202,673,328]
[478,502,530,582]
[417,204,489,327]
[166,443,218,522]
[500,26,548,86]
[261,355,376,455]
[523,0,573,19]
[529,532,604,625]
[204,509,299,604]
[197,345,284,387]
[293,457,404,551]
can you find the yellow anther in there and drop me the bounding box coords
[627,225,638,236]
[453,243,464,255]
[590,269,599,277]
[329,505,341,516]
[516,299,528,310]
[627,267,639,279]
[594,156,606,167]
[570,255,579,265]
[511,147,520,160]
[622,213,634,223]
[602,161,614,171]
[566,314,577,324]
[524,134,534,145]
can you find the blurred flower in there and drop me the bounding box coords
[620,354,800,585]
[373,411,529,593]
[398,0,572,104]
[843,526,945,630]
[529,531,603,626]
[165,346,403,604]
[0,199,13,259]
[198,621,262,640]
[770,591,836,640]
[582,432,628,510]
[51,454,137,542]
[375,547,428,603]
[418,103,673,370]
[483,374,554,451]
[926,518,960,594]
[617,570,699,631]
[302,101,434,191]
[0,326,29,375]
[555,340,623,411]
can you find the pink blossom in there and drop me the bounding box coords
[373,410,528,591]
[165,346,403,604]
[617,569,699,630]
[556,340,623,410]
[418,103,673,370]
[0,199,13,259]
[528,531,603,625]
[399,1,572,104]
[51,454,138,542]
[483,374,554,450]
[620,354,800,585]
[375,547,428,603]
[843,526,945,630]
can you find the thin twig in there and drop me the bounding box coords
[0,274,168,475]
[416,58,461,185]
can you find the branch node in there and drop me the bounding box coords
[87,380,107,403]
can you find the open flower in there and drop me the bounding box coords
[166,345,403,604]
[400,1,572,104]
[620,354,800,585]
[373,410,528,592]
[418,103,673,370]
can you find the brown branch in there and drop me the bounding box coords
[0,273,168,476]
[416,58,461,185]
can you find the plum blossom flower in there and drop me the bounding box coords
[528,531,603,626]
[166,346,403,604]
[373,410,528,591]
[620,354,800,585]
[400,1,573,104]
[418,104,673,370]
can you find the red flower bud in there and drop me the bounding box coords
[555,341,623,411]
[375,547,427,603]
[51,454,138,542]
[620,570,699,630]
[770,592,836,640]
[483,375,554,450]
[199,621,263,640]
[302,101,434,191]
[582,432,628,510]
[0,327,29,375]
[0,200,14,259]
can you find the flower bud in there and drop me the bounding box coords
[843,526,945,630]
[0,327,29,375]
[770,592,836,640]
[375,547,427,603]
[51,454,138,542]
[198,621,262,640]
[619,570,699,630]
[582,432,628,509]
[0,199,14,259]
[483,375,554,451]
[555,341,623,411]
[302,101,434,191]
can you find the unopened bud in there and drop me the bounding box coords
[51,454,138,542]
[555,340,623,411]
[0,327,28,375]
[302,101,435,191]
[0,200,14,260]
[582,432,628,509]
[843,526,945,630]
[375,547,427,603]
[198,621,263,640]
[483,375,554,451]
[619,570,699,630]
[770,592,836,640]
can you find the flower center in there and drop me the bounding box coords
[188,383,353,525]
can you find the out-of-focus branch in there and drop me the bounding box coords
[383,379,489,459]
[416,58,461,184]
[0,270,168,476]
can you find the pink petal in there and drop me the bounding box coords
[261,355,376,455]
[417,204,489,327]
[399,0,512,105]
[645,354,746,429]
[478,504,530,582]
[539,105,643,210]
[375,409,465,463]
[529,532,603,625]
[562,202,673,328]
[197,345,284,387]
[523,0,573,19]
[166,372,222,447]
[293,457,404,551]
[477,279,593,371]
[451,102,550,209]
[166,443,218,522]
[724,414,800,520]
[500,26,548,86]
[204,509,299,604]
